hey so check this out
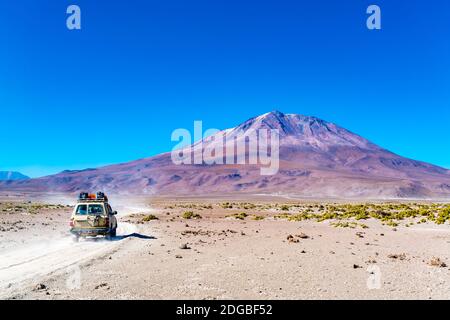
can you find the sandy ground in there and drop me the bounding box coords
[0,194,449,300]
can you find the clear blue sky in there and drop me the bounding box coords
[1,0,449,177]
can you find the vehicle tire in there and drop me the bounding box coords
[106,230,115,240]
[73,235,80,243]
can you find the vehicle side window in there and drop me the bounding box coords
[76,204,87,215]
[88,204,104,215]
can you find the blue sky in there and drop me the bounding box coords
[1,0,449,177]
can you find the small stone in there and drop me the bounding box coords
[388,253,406,260]
[95,283,108,290]
[287,235,298,243]
[34,283,47,291]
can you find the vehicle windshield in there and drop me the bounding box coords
[88,204,104,215]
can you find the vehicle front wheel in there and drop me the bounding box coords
[72,235,80,243]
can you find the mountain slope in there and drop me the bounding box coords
[0,171,30,181]
[1,111,449,199]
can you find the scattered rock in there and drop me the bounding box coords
[429,257,447,268]
[179,243,191,250]
[353,264,362,269]
[34,283,47,291]
[95,283,108,290]
[388,253,406,260]
[297,233,309,239]
[175,255,183,259]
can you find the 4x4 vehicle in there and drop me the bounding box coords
[69,192,118,241]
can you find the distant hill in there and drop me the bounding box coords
[0,171,30,181]
[1,111,450,199]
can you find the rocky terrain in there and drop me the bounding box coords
[1,194,449,300]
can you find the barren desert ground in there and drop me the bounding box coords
[0,192,449,300]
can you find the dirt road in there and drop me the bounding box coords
[0,199,154,299]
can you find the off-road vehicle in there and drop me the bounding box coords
[69,192,118,241]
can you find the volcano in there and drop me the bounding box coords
[2,111,450,199]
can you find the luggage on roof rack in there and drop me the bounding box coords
[78,192,108,202]
[97,192,105,200]
[79,192,89,200]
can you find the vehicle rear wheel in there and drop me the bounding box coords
[72,235,80,243]
[106,229,116,240]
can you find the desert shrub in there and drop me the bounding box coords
[182,211,202,219]
[227,212,248,220]
[384,220,398,227]
[331,221,368,229]
[221,202,233,209]
[142,214,158,222]
[252,215,264,221]
[435,206,450,225]
[274,213,291,220]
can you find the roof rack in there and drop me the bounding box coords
[78,192,108,202]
